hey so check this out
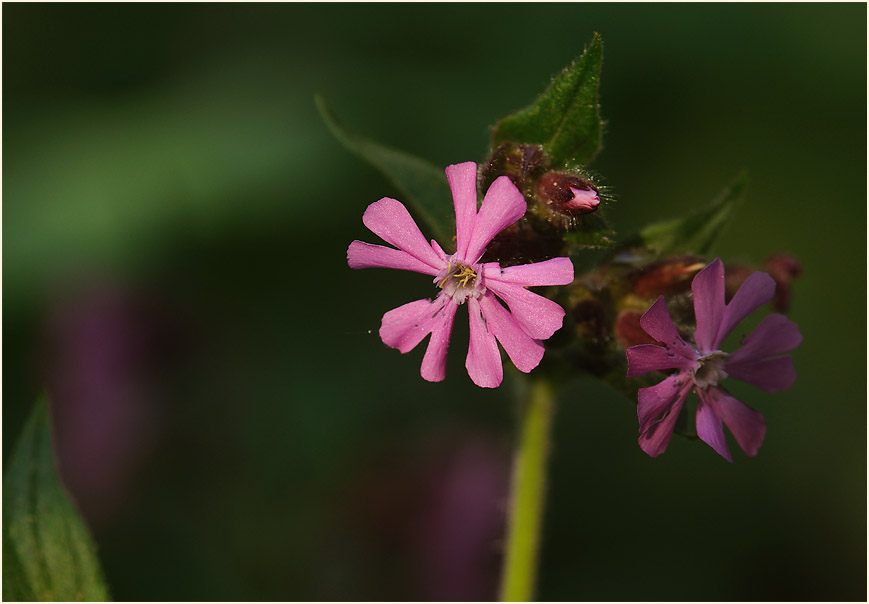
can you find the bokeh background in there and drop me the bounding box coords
[3,3,866,601]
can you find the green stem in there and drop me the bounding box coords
[499,377,556,602]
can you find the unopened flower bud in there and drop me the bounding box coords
[725,253,801,312]
[479,142,547,197]
[536,172,600,221]
[614,310,658,349]
[765,253,802,312]
[631,255,705,297]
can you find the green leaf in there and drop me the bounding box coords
[315,94,455,242]
[492,33,604,168]
[3,396,110,602]
[625,172,748,257]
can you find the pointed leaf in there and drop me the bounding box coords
[3,396,110,601]
[492,33,604,168]
[315,94,454,243]
[623,173,747,257]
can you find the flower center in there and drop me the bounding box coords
[692,353,729,389]
[435,260,484,303]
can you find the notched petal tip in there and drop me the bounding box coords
[445,161,478,175]
[361,197,443,270]
[464,175,527,262]
[466,298,504,388]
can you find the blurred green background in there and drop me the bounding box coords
[3,3,866,600]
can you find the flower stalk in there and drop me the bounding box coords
[499,376,555,602]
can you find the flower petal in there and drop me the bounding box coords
[464,176,526,263]
[362,197,443,270]
[692,258,725,353]
[478,293,545,373]
[725,356,796,393]
[445,162,478,260]
[715,271,776,347]
[485,281,565,340]
[637,373,693,458]
[637,372,692,432]
[695,394,732,462]
[380,294,453,353]
[347,241,440,276]
[701,387,766,457]
[482,257,574,287]
[430,239,449,262]
[639,296,699,361]
[420,300,459,382]
[626,344,699,378]
[727,313,802,365]
[466,297,503,388]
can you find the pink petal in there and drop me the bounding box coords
[695,395,732,462]
[362,197,443,270]
[347,241,440,276]
[639,296,699,361]
[692,258,725,353]
[420,301,459,382]
[637,373,693,458]
[482,257,574,287]
[445,162,478,260]
[727,313,802,365]
[637,372,693,432]
[485,281,565,340]
[478,293,545,373]
[626,344,699,378]
[725,356,796,393]
[430,239,448,262]
[463,176,526,263]
[702,387,766,457]
[466,297,503,388]
[714,271,776,348]
[380,294,454,354]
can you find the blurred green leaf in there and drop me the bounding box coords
[315,94,454,243]
[3,396,110,602]
[492,33,603,168]
[622,173,747,257]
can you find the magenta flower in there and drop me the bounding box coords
[347,161,574,388]
[626,258,802,461]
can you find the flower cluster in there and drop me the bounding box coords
[346,160,802,461]
[347,162,573,388]
[626,259,802,461]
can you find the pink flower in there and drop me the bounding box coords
[625,258,802,461]
[347,162,574,388]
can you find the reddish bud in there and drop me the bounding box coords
[765,253,802,312]
[536,172,600,218]
[725,253,801,312]
[631,256,705,298]
[614,310,658,349]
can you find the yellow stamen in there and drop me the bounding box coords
[454,265,477,288]
[438,262,453,288]
[437,262,478,290]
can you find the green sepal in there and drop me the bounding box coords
[621,172,748,257]
[563,212,616,250]
[492,33,604,169]
[3,395,111,602]
[315,94,454,243]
